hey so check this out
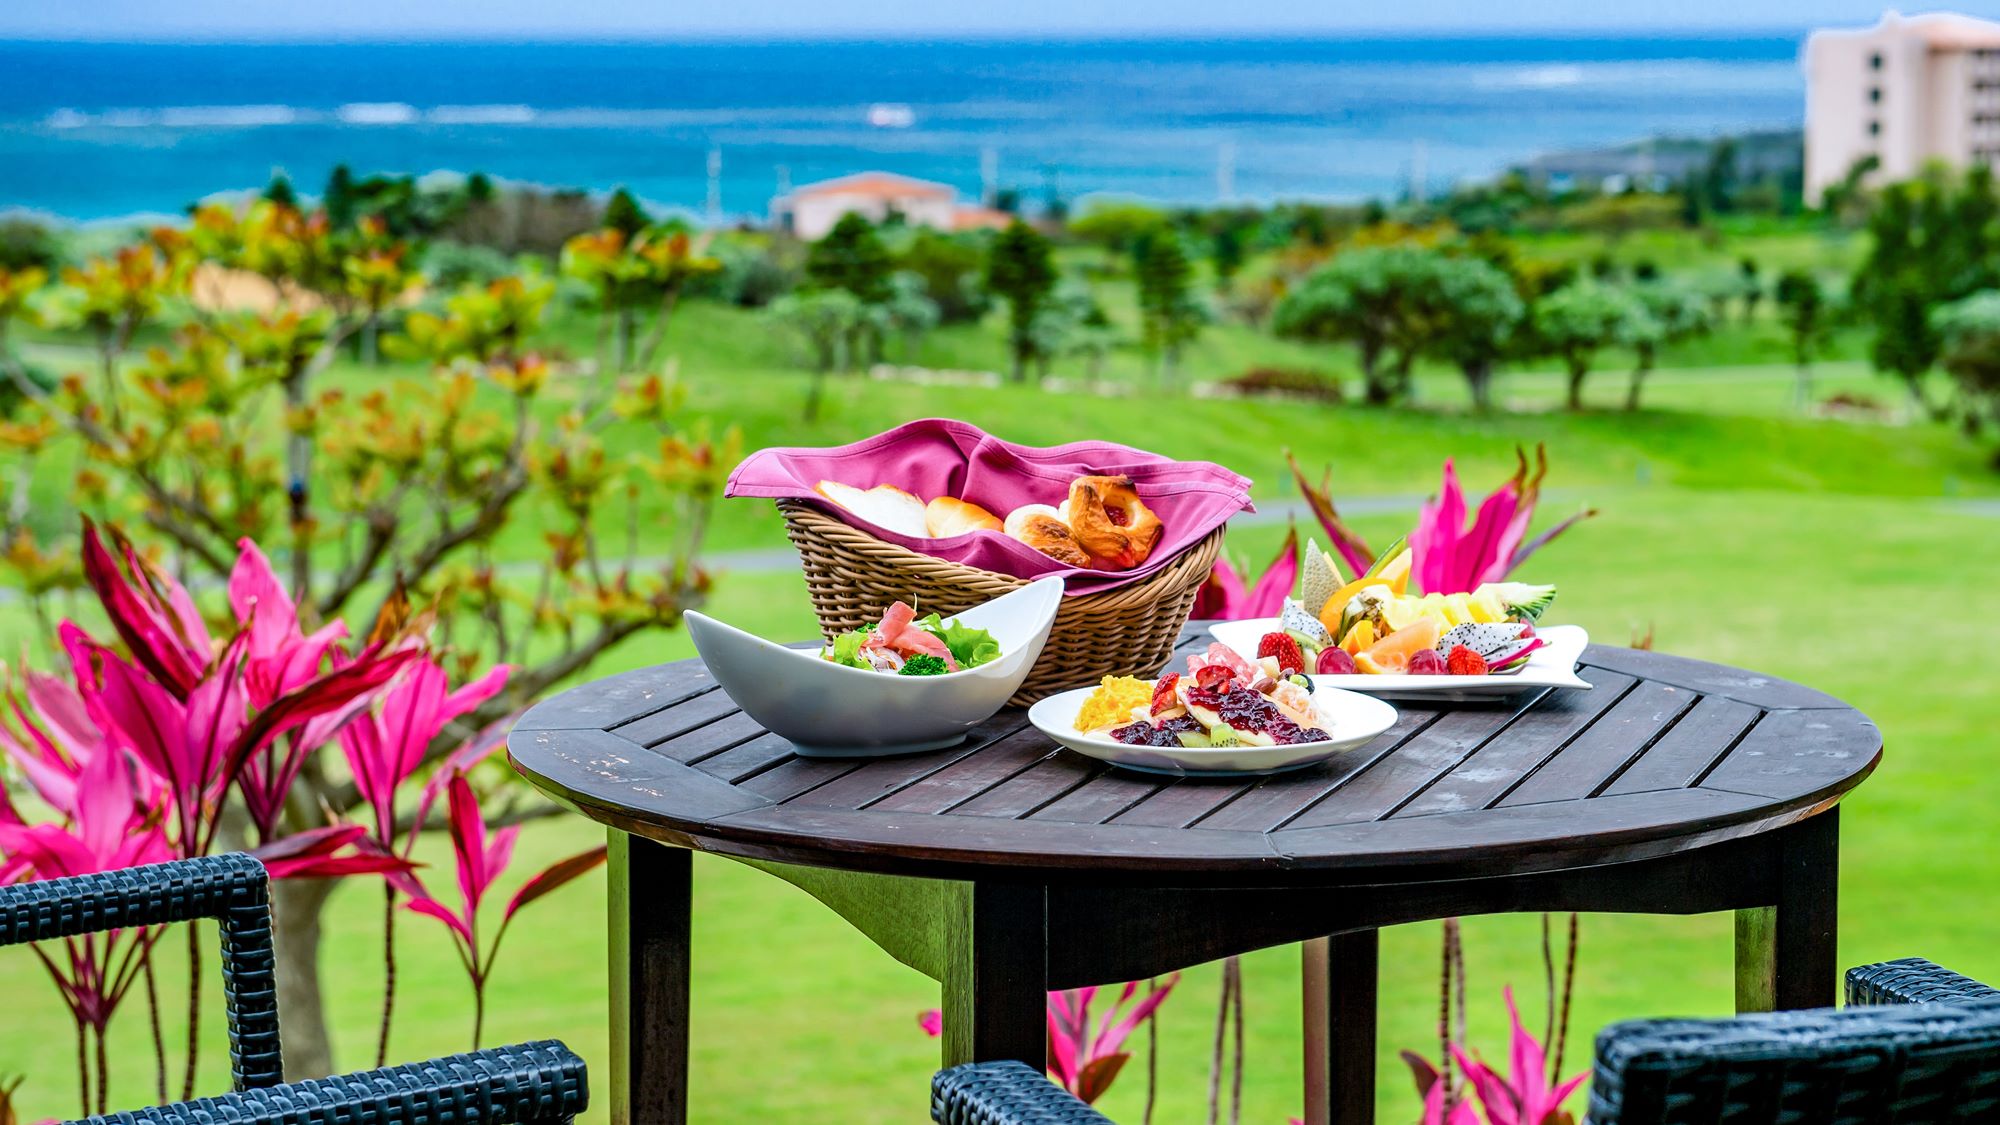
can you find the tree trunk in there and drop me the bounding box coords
[271,877,339,1081]
[1463,361,1492,412]
[805,365,828,421]
[1566,361,1588,411]
[613,308,635,373]
[1625,350,1653,412]
[1795,362,1813,412]
[360,315,380,366]
[1359,344,1390,405]
[282,365,312,599]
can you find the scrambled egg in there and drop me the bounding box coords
[1073,675,1153,732]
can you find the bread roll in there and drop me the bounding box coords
[814,480,930,539]
[1004,504,1092,568]
[925,496,1003,537]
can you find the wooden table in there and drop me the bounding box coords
[508,627,1879,1124]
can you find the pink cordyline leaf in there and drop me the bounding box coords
[1409,446,1593,595]
[1447,988,1587,1125]
[1413,458,1468,595]
[341,660,509,844]
[1286,451,1376,578]
[918,1009,943,1038]
[1194,526,1298,621]
[409,718,513,847]
[78,521,210,699]
[248,825,418,881]
[1191,556,1248,620]
[502,845,606,923]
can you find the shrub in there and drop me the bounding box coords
[1221,366,1345,402]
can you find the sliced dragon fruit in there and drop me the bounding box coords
[1435,622,1531,659]
[1280,599,1335,649]
[1486,637,1547,673]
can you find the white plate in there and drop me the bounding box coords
[1207,621,1594,701]
[686,577,1063,757]
[1027,684,1398,777]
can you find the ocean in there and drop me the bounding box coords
[0,36,1806,223]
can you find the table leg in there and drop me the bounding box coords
[1735,808,1840,1013]
[1302,930,1378,1125]
[940,881,1048,1068]
[607,831,691,1125]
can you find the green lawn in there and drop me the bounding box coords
[3,277,2000,1122]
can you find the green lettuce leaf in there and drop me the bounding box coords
[824,628,871,668]
[917,613,1002,670]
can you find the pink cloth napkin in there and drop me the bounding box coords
[725,418,1255,595]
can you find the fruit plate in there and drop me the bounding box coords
[1207,621,1594,701]
[1026,685,1399,777]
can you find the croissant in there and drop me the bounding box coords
[1003,504,1093,568]
[1064,476,1164,570]
[925,496,1003,537]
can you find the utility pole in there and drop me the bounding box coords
[706,145,723,226]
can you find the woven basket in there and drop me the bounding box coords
[779,500,1224,705]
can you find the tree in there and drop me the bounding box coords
[1211,227,1246,292]
[1625,281,1710,410]
[1934,289,2000,461]
[1872,278,1941,412]
[323,164,358,229]
[561,225,721,376]
[1773,269,1828,408]
[0,202,730,1077]
[602,186,650,237]
[1534,280,1648,410]
[769,290,863,419]
[264,173,298,209]
[985,219,1057,382]
[1068,202,1168,267]
[896,228,989,324]
[1414,256,1524,412]
[1273,245,1438,405]
[805,212,893,303]
[1133,233,1204,383]
[1738,256,1763,322]
[883,270,941,360]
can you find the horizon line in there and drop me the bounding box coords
[0,26,1821,47]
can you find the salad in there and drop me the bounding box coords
[1072,643,1332,749]
[1269,537,1554,678]
[821,601,1001,675]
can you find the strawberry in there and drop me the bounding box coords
[1445,645,1490,676]
[1194,663,1237,692]
[1316,647,1358,675]
[1151,672,1181,716]
[1257,631,1307,676]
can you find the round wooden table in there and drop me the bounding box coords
[509,627,1879,1125]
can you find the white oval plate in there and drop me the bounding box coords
[1027,684,1398,777]
[1207,621,1593,701]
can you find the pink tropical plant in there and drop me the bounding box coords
[1289,446,1594,595]
[1193,525,1298,621]
[0,739,172,1116]
[340,656,510,1064]
[0,522,459,1105]
[917,974,1179,1110]
[403,773,606,1049]
[1046,977,1181,1104]
[1448,990,1588,1125]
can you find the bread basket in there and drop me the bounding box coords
[779,500,1224,706]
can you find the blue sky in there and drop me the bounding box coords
[3,0,1993,38]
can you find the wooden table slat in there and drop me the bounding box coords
[786,712,1035,811]
[614,688,741,749]
[649,710,768,764]
[950,752,1108,819]
[1496,680,1701,807]
[1603,695,1765,795]
[1189,711,1442,833]
[1390,674,1641,818]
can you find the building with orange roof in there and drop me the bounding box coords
[1804,10,2000,202]
[771,172,1011,239]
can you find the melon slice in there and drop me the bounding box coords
[1362,618,1444,673]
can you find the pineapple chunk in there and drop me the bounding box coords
[1442,593,1473,626]
[1468,587,1507,623]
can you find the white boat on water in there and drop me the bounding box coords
[867,103,915,129]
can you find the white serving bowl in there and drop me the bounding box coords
[1028,683,1398,777]
[684,576,1064,758]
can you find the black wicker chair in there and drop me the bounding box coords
[931,959,2000,1125]
[0,854,588,1125]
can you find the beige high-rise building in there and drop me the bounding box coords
[1804,10,2000,203]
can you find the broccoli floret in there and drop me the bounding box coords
[897,654,949,676]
